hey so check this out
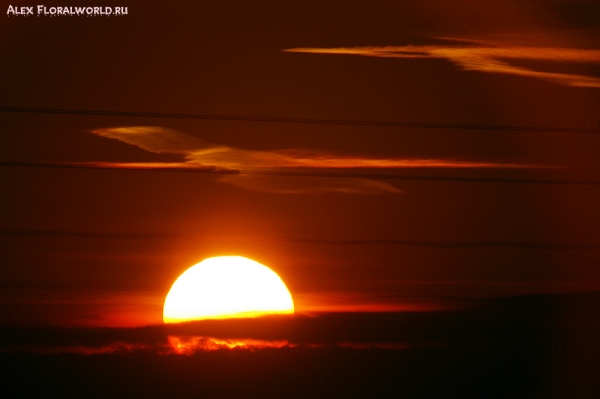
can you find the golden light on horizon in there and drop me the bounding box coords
[163,256,294,324]
[167,335,290,354]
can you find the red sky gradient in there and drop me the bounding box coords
[1,0,600,328]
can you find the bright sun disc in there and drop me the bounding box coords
[163,256,294,323]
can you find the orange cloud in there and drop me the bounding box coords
[285,38,600,88]
[218,174,402,194]
[89,126,535,194]
[0,337,412,355]
[93,126,209,153]
[199,148,527,169]
[167,335,289,354]
[69,161,234,173]
[92,127,522,170]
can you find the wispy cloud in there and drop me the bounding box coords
[0,337,411,355]
[0,314,423,355]
[89,126,535,194]
[167,335,410,353]
[218,174,402,194]
[92,127,521,170]
[93,126,210,153]
[285,38,600,88]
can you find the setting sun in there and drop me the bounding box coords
[163,256,294,323]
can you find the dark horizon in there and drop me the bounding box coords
[2,290,599,398]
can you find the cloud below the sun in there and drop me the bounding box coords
[284,37,600,88]
[89,126,535,194]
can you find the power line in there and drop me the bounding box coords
[0,231,180,239]
[1,106,598,134]
[0,161,236,175]
[1,161,600,186]
[1,230,599,250]
[245,170,600,186]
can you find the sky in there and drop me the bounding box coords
[2,1,600,398]
[1,0,600,330]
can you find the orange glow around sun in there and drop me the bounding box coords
[163,256,294,323]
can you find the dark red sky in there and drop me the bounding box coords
[1,0,600,327]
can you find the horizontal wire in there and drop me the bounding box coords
[1,106,599,134]
[1,230,599,250]
[0,161,236,174]
[245,170,600,186]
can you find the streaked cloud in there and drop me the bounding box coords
[92,127,521,170]
[93,126,209,153]
[167,336,411,353]
[218,174,402,194]
[285,38,600,88]
[69,161,232,173]
[0,313,422,355]
[90,126,536,194]
[0,337,410,355]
